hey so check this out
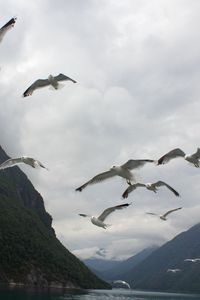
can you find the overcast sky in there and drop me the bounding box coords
[1,0,200,261]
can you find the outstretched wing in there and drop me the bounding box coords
[153,181,180,196]
[23,79,50,97]
[54,73,77,83]
[121,159,154,170]
[122,183,146,198]
[163,207,182,218]
[98,203,131,222]
[0,157,23,169]
[157,148,185,165]
[0,17,17,43]
[191,148,200,159]
[34,159,48,170]
[76,170,116,192]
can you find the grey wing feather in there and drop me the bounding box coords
[122,159,154,170]
[153,181,180,196]
[98,203,131,221]
[23,79,50,97]
[122,183,146,198]
[0,157,23,169]
[191,148,200,159]
[0,17,17,43]
[76,170,116,192]
[157,148,185,165]
[54,73,77,83]
[163,207,182,218]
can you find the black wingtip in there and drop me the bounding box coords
[75,187,82,192]
[122,191,128,199]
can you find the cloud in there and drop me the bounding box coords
[1,0,200,260]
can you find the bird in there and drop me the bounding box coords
[0,156,48,170]
[122,180,179,198]
[0,17,17,44]
[76,159,155,192]
[23,73,77,97]
[184,258,200,263]
[79,203,131,229]
[146,207,182,221]
[157,148,200,167]
[167,269,181,273]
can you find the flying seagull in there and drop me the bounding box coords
[0,156,48,170]
[184,258,200,263]
[167,269,181,273]
[79,203,131,229]
[146,207,182,221]
[76,159,155,192]
[122,181,179,198]
[157,148,200,167]
[23,73,77,97]
[0,17,17,44]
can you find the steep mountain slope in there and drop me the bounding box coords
[125,223,200,293]
[0,146,110,289]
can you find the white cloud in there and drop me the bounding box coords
[1,0,200,260]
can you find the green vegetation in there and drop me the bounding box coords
[0,147,110,289]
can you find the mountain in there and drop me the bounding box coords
[124,223,200,293]
[83,246,157,281]
[0,146,110,289]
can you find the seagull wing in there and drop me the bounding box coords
[122,183,146,198]
[0,17,17,43]
[33,159,48,170]
[121,159,154,170]
[54,73,77,83]
[157,148,185,165]
[191,148,200,159]
[76,169,116,192]
[0,157,23,169]
[162,207,182,218]
[23,79,50,97]
[152,181,180,196]
[98,203,131,222]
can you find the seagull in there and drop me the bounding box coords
[184,258,200,263]
[146,207,182,221]
[0,17,17,44]
[79,203,131,229]
[167,269,181,273]
[23,73,77,97]
[0,156,48,170]
[76,159,155,192]
[157,148,200,167]
[122,181,179,198]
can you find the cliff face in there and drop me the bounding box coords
[0,146,110,289]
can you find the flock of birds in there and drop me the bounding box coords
[1,17,200,269]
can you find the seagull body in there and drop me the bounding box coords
[23,73,77,97]
[0,17,17,43]
[0,156,48,170]
[167,269,181,273]
[157,148,200,167]
[184,258,200,263]
[76,159,154,192]
[79,203,131,229]
[122,181,179,198]
[146,207,182,221]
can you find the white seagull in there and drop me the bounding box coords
[0,156,48,170]
[167,269,181,273]
[79,203,131,229]
[157,148,200,167]
[23,73,77,97]
[146,207,182,221]
[122,181,180,199]
[76,159,155,192]
[184,258,200,263]
[0,17,17,44]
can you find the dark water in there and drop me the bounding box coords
[0,286,199,300]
